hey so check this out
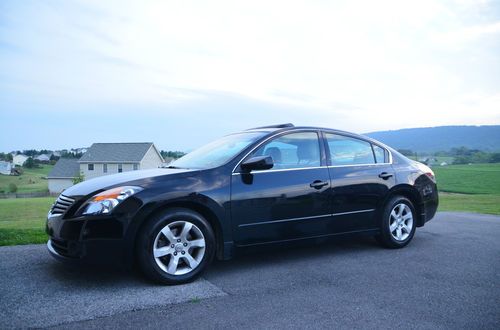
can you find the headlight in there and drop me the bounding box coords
[81,186,143,215]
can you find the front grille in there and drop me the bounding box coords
[50,194,75,215]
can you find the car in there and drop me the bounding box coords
[46,124,438,284]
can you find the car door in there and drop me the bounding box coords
[231,131,332,245]
[324,132,395,232]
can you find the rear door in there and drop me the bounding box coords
[231,131,333,245]
[324,132,395,232]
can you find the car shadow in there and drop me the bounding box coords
[44,259,152,287]
[206,234,382,276]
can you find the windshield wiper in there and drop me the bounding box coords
[166,165,183,169]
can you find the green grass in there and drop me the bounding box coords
[439,193,500,215]
[434,163,500,215]
[433,163,500,195]
[0,197,54,246]
[0,165,53,193]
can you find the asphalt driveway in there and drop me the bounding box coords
[0,212,499,329]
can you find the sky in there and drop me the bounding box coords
[1,0,500,152]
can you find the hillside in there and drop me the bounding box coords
[365,125,500,152]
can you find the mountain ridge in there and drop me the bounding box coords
[364,125,500,153]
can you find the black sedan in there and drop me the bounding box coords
[46,124,438,284]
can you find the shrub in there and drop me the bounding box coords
[73,172,85,184]
[8,183,17,193]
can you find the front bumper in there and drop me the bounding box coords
[46,214,127,266]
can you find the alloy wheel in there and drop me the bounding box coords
[153,221,206,275]
[389,203,413,241]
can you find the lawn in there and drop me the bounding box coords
[0,197,54,246]
[433,163,500,195]
[434,163,500,215]
[0,165,53,193]
[438,193,500,215]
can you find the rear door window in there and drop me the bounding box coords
[372,144,388,163]
[325,134,375,165]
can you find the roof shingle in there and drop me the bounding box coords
[78,143,155,163]
[47,158,80,178]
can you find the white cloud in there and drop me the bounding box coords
[0,0,499,136]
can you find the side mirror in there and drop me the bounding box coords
[241,156,274,172]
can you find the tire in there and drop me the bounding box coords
[376,196,416,249]
[136,208,215,285]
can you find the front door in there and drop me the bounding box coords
[231,131,332,245]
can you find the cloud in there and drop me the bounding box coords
[433,21,500,46]
[0,0,499,151]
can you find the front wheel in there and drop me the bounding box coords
[376,196,416,248]
[136,208,215,285]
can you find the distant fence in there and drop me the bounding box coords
[0,192,58,199]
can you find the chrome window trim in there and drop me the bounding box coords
[238,208,375,227]
[231,128,322,174]
[323,131,393,166]
[327,162,391,168]
[232,166,326,176]
[232,129,393,174]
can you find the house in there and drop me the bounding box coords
[13,154,29,166]
[47,158,80,193]
[35,154,51,162]
[78,143,164,180]
[0,161,12,175]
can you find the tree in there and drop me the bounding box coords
[397,149,414,157]
[24,157,35,168]
[73,172,85,184]
[489,153,500,163]
[160,150,186,159]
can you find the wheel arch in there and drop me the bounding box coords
[129,200,226,265]
[380,184,425,227]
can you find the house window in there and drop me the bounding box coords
[118,164,122,173]
[133,164,138,171]
[103,164,107,173]
[88,164,94,171]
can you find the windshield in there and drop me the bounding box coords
[169,131,267,169]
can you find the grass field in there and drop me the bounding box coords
[434,163,500,215]
[433,163,500,195]
[438,193,500,215]
[0,165,53,193]
[0,197,54,246]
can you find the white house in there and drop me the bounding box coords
[0,161,12,175]
[13,154,29,166]
[78,142,164,180]
[47,158,80,193]
[35,154,51,162]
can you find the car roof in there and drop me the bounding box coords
[244,124,391,149]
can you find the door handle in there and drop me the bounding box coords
[378,172,393,180]
[310,180,329,189]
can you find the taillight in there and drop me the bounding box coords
[425,172,435,182]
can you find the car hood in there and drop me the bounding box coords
[62,168,196,197]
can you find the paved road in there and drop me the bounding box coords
[1,212,499,329]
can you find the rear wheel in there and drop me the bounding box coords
[136,208,215,284]
[377,196,416,248]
